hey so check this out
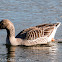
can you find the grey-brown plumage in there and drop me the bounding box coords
[0,19,61,46]
[16,23,57,40]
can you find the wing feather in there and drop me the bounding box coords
[16,23,55,40]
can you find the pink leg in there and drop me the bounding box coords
[51,38,55,42]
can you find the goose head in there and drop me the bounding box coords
[0,19,14,30]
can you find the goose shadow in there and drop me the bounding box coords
[5,43,58,62]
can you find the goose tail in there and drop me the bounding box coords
[54,22,61,28]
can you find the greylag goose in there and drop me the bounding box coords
[0,19,61,46]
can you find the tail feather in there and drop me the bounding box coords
[54,22,61,28]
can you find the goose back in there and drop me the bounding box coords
[16,23,55,40]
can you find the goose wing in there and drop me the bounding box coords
[16,23,57,40]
